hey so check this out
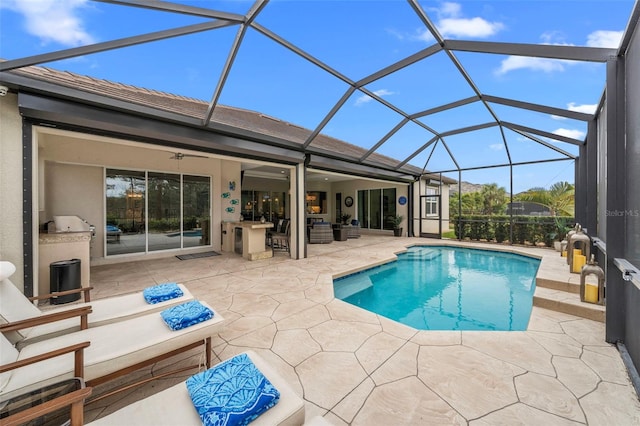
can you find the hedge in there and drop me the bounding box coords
[452,215,575,247]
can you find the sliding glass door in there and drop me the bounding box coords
[148,172,181,252]
[357,188,397,231]
[106,169,210,256]
[106,170,147,256]
[183,175,211,248]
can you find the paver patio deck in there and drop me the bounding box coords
[81,235,640,425]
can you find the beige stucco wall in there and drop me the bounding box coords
[37,130,232,262]
[45,162,103,257]
[0,93,24,290]
[220,161,241,224]
[411,178,451,236]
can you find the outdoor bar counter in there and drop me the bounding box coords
[222,221,273,261]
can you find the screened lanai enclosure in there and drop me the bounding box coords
[1,0,640,384]
[0,1,628,188]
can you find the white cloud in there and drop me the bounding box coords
[355,89,394,106]
[496,56,567,75]
[552,102,598,120]
[553,128,586,140]
[438,17,504,38]
[489,143,504,151]
[586,30,623,48]
[567,102,597,114]
[425,2,504,39]
[1,0,94,46]
[439,2,462,18]
[540,31,567,45]
[495,29,621,76]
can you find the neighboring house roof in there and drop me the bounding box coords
[7,64,455,184]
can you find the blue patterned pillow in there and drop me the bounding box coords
[160,301,213,331]
[186,353,280,426]
[143,282,184,304]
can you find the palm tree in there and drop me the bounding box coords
[516,181,574,216]
[481,183,508,215]
[450,191,483,215]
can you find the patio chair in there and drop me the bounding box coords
[271,219,291,252]
[0,366,92,426]
[0,300,225,403]
[309,222,333,244]
[346,219,361,239]
[86,350,305,426]
[0,261,194,347]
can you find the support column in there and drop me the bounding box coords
[605,55,626,344]
[575,146,586,226]
[23,120,34,297]
[585,120,598,234]
[294,161,306,259]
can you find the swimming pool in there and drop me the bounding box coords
[333,246,540,331]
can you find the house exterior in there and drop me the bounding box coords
[0,65,451,295]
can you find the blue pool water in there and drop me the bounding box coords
[333,246,540,331]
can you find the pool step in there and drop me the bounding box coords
[534,254,605,322]
[334,275,373,299]
[404,248,442,261]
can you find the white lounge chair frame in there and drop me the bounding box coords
[86,350,305,426]
[1,303,224,404]
[0,260,194,347]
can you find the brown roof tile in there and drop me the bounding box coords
[10,64,433,175]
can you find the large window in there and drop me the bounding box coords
[241,190,286,222]
[357,188,397,230]
[424,187,439,217]
[305,191,327,214]
[106,169,210,256]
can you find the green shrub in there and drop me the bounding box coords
[451,215,574,246]
[494,220,508,243]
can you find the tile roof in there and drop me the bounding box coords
[9,64,452,181]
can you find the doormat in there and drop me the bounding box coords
[176,251,221,260]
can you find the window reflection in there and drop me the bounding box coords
[148,172,180,252]
[106,169,210,255]
[106,170,146,255]
[357,188,397,230]
[184,175,211,248]
[241,190,286,222]
[306,191,327,214]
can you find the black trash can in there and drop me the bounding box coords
[50,259,81,304]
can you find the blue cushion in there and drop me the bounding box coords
[143,282,184,304]
[186,353,280,426]
[160,300,213,331]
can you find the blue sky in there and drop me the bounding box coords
[0,0,635,193]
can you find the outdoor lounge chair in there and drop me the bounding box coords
[308,222,333,244]
[346,220,361,239]
[0,261,194,347]
[86,350,305,426]
[0,375,92,426]
[0,300,225,402]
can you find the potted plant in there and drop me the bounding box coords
[550,217,570,251]
[340,213,352,225]
[388,215,404,237]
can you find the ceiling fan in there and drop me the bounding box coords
[169,152,208,160]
